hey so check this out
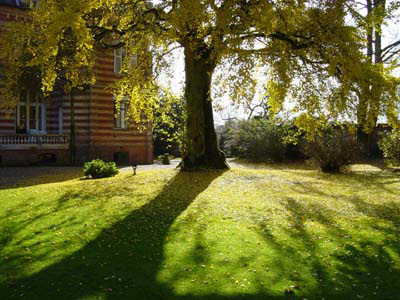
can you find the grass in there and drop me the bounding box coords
[0,165,399,300]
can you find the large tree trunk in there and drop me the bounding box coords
[367,0,374,62]
[374,0,384,64]
[181,48,228,171]
[357,0,373,135]
[357,0,382,156]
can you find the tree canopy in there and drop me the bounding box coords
[1,0,399,169]
[346,0,400,133]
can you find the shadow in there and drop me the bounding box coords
[228,158,316,171]
[1,170,255,300]
[274,196,400,300]
[1,167,399,300]
[280,168,399,196]
[0,167,82,190]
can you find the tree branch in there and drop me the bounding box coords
[381,39,400,61]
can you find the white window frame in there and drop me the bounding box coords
[114,96,129,129]
[114,47,137,74]
[17,0,39,8]
[16,91,46,134]
[114,48,123,74]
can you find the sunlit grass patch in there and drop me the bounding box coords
[0,166,399,300]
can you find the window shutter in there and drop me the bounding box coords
[121,102,126,129]
[114,48,123,73]
[130,53,138,67]
[114,98,121,128]
[121,96,128,129]
[58,107,63,134]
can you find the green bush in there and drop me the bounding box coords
[225,118,288,162]
[83,159,119,179]
[378,129,400,167]
[161,153,171,165]
[302,126,360,173]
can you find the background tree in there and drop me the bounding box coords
[152,88,185,158]
[348,0,400,151]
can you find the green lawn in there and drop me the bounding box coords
[0,166,399,300]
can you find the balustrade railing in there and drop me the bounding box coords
[0,134,69,145]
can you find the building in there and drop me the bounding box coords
[0,0,153,166]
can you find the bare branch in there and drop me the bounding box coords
[381,39,400,61]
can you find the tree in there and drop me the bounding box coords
[93,0,386,170]
[348,0,400,136]
[3,0,399,170]
[0,21,42,111]
[0,3,96,163]
[152,88,185,157]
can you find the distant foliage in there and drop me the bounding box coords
[153,89,185,157]
[225,118,289,162]
[302,126,360,173]
[83,159,119,179]
[378,129,400,167]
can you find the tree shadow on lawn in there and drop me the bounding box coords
[228,158,317,171]
[2,170,264,300]
[267,195,400,300]
[0,167,82,190]
[280,168,400,196]
[1,169,400,300]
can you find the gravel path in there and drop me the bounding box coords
[119,159,181,173]
[0,160,181,188]
[0,158,318,188]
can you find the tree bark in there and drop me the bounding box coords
[181,47,228,171]
[367,0,373,62]
[374,0,384,64]
[357,0,383,156]
[357,0,373,141]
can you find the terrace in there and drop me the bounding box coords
[0,134,69,149]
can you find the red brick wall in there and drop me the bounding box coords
[87,48,153,164]
[0,5,154,165]
[0,149,69,166]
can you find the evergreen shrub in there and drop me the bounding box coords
[225,118,288,162]
[302,126,360,173]
[83,159,119,179]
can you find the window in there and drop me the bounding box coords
[16,91,46,134]
[114,152,129,165]
[16,0,26,6]
[114,47,137,74]
[17,0,39,8]
[114,97,129,129]
[114,48,124,74]
[58,106,63,134]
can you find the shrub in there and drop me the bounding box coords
[302,126,360,173]
[83,159,119,179]
[161,153,171,165]
[378,129,400,167]
[225,118,288,162]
